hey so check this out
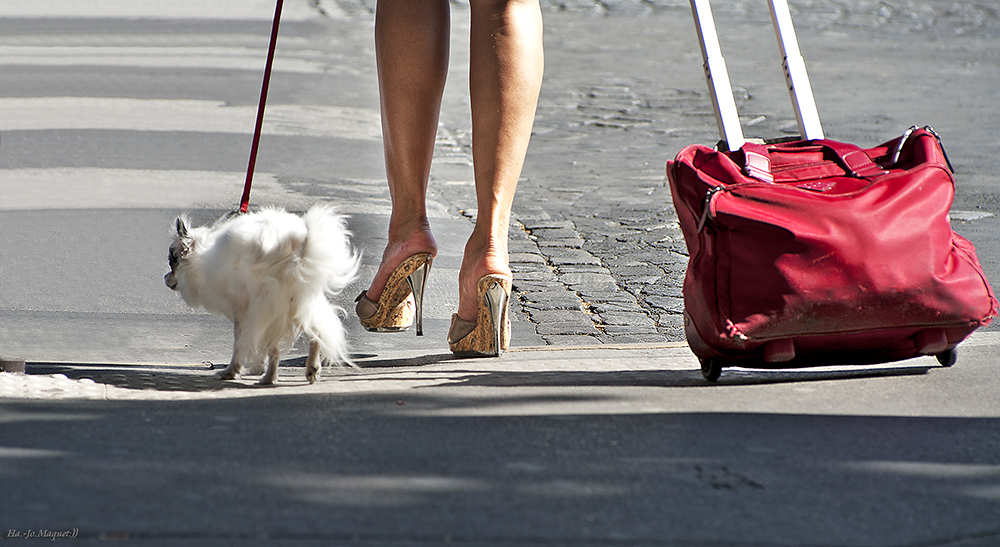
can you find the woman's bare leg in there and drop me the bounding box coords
[366,0,450,302]
[457,0,544,321]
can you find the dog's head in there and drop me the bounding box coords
[164,216,194,291]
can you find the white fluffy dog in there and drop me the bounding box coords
[165,205,360,385]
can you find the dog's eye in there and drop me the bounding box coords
[168,249,179,269]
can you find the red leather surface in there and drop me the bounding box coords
[667,128,997,362]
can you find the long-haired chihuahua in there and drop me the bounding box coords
[165,205,359,385]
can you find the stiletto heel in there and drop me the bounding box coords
[407,260,429,336]
[484,280,507,353]
[448,274,512,357]
[356,253,432,333]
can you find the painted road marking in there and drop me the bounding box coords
[0,98,381,141]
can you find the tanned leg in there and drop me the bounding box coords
[457,0,543,321]
[365,0,450,302]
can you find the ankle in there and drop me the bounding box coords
[460,247,511,285]
[367,231,437,302]
[456,239,511,321]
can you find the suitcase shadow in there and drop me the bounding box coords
[701,363,935,386]
[407,363,934,389]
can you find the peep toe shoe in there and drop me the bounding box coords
[356,252,432,335]
[448,274,512,357]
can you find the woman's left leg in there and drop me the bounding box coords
[457,0,544,322]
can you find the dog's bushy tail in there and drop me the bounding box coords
[295,204,361,366]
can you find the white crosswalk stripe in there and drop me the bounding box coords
[1,98,381,140]
[0,46,331,73]
[0,0,331,20]
[0,4,387,213]
[0,168,403,214]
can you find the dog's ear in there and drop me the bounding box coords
[172,216,196,258]
[175,217,190,239]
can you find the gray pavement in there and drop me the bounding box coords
[2,1,1000,545]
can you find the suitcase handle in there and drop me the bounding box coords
[767,0,824,141]
[689,0,824,149]
[741,140,886,182]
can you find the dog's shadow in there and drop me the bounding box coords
[285,353,455,370]
[23,353,460,394]
[27,363,264,393]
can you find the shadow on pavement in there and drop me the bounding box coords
[1,396,998,546]
[20,358,935,395]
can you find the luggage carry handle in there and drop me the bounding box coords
[740,140,886,183]
[689,0,824,151]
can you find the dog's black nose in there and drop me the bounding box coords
[164,272,178,290]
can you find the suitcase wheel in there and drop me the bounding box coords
[936,347,957,367]
[700,358,723,382]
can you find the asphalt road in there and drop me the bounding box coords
[2,1,999,545]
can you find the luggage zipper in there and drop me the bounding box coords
[697,185,726,233]
[696,180,798,233]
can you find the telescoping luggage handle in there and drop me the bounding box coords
[689,0,824,150]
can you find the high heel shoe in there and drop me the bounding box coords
[448,274,512,357]
[356,252,432,335]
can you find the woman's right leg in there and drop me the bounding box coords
[365,0,450,302]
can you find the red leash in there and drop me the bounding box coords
[240,0,284,214]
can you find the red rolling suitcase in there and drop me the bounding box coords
[667,0,998,381]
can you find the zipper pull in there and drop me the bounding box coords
[697,185,725,233]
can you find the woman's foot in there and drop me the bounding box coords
[366,221,437,303]
[448,274,512,356]
[456,232,511,322]
[356,252,433,334]
[357,221,437,334]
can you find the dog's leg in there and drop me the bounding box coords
[216,320,243,380]
[305,339,321,384]
[258,346,280,385]
[216,354,242,380]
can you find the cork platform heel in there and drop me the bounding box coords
[355,253,432,335]
[448,274,512,357]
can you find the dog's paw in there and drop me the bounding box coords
[215,368,239,380]
[256,376,275,386]
[306,369,319,385]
